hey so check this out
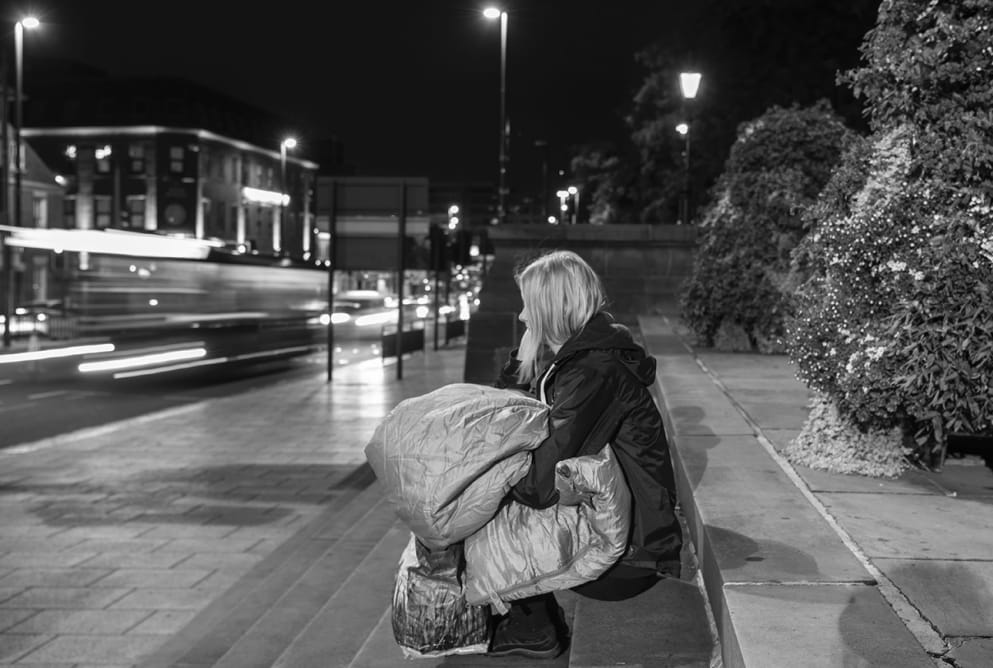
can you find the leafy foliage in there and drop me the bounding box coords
[680,101,855,349]
[788,0,993,464]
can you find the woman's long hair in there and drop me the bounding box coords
[515,250,607,384]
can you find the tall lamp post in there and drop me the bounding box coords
[678,72,701,224]
[278,136,297,255]
[675,122,690,224]
[483,7,508,225]
[14,17,39,230]
[3,16,39,348]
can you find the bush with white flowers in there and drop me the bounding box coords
[787,0,993,471]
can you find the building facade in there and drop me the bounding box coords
[23,126,319,258]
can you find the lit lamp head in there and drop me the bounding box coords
[676,123,689,136]
[679,72,702,99]
[281,137,298,151]
[19,16,40,29]
[483,7,504,19]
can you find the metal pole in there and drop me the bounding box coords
[497,11,508,225]
[279,144,286,254]
[395,182,407,380]
[686,116,693,223]
[432,269,440,351]
[1,50,10,348]
[14,21,23,231]
[326,180,337,382]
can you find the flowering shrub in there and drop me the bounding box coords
[681,101,855,350]
[787,0,993,467]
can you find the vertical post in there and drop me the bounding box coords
[395,182,407,380]
[686,114,693,223]
[279,143,286,254]
[1,51,11,348]
[326,180,337,382]
[498,11,508,225]
[433,268,440,351]
[14,21,23,231]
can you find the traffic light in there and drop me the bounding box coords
[429,225,449,272]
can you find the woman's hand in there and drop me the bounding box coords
[555,462,593,506]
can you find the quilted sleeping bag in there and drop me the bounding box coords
[364,382,631,612]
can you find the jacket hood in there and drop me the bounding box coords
[552,312,656,386]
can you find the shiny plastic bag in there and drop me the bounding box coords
[392,533,491,658]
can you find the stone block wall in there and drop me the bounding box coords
[463,224,698,384]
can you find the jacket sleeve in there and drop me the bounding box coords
[510,364,615,509]
[494,348,531,391]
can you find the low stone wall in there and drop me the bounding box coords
[464,224,698,384]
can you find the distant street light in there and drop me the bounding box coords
[483,7,508,225]
[679,72,701,224]
[278,136,297,254]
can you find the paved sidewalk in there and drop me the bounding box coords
[0,347,465,666]
[640,315,993,668]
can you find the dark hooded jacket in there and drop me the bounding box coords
[496,312,682,584]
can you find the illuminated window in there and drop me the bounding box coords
[127,195,145,229]
[170,146,184,173]
[64,196,76,229]
[95,196,112,228]
[97,157,111,174]
[129,143,145,174]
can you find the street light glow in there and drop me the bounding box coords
[281,137,297,150]
[19,16,40,29]
[676,123,689,135]
[483,7,502,19]
[680,72,702,99]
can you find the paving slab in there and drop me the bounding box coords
[6,609,152,635]
[271,524,411,668]
[15,633,164,663]
[947,637,993,668]
[722,584,933,668]
[675,437,872,585]
[569,577,714,668]
[348,592,577,668]
[819,492,993,560]
[212,495,401,668]
[873,558,993,637]
[797,467,945,496]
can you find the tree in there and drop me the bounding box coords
[788,0,993,468]
[680,101,855,350]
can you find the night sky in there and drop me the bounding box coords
[11,1,877,204]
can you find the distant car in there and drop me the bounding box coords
[330,291,394,340]
[5,300,71,338]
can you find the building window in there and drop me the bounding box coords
[170,146,184,173]
[97,157,111,174]
[129,143,145,174]
[95,196,112,228]
[64,196,76,229]
[126,195,145,229]
[32,194,48,229]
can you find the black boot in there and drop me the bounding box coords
[488,593,567,659]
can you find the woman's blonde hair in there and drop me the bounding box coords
[515,250,607,384]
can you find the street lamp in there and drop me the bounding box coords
[278,136,297,255]
[3,16,39,348]
[679,72,701,224]
[483,7,508,225]
[567,185,579,224]
[14,16,39,229]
